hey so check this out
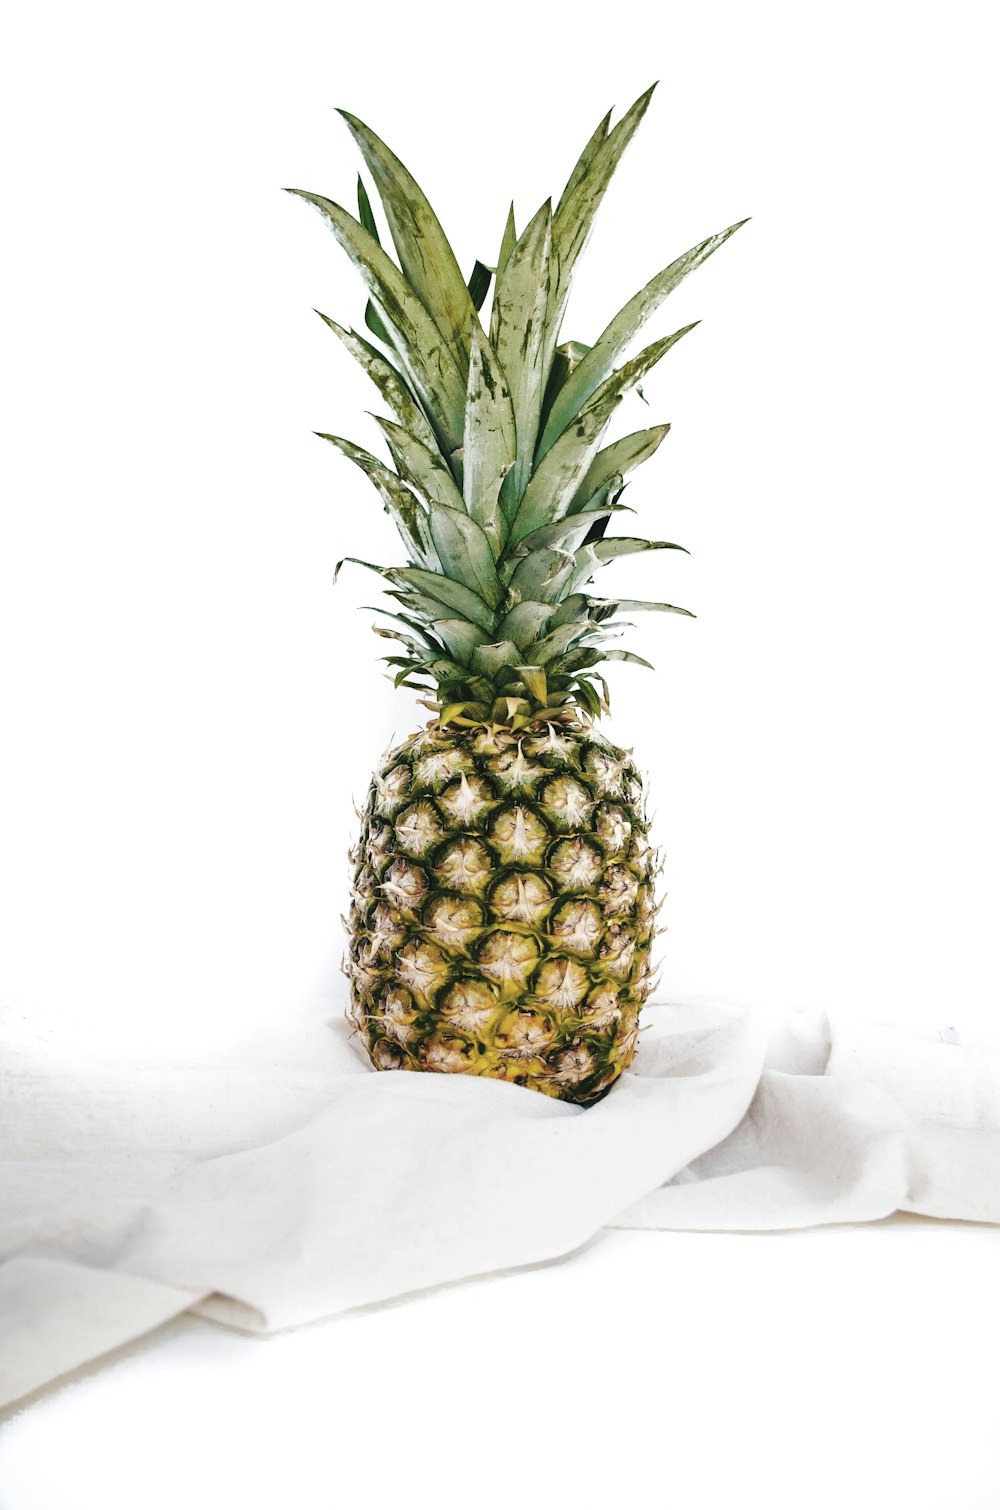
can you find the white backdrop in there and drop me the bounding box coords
[1,1,997,1053]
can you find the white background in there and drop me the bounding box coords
[1,0,997,1503]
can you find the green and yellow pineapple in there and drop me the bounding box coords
[287,84,744,1104]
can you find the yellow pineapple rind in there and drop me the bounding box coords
[348,721,656,1106]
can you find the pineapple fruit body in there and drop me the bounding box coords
[348,721,656,1105]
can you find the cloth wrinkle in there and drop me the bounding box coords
[2,1000,997,1409]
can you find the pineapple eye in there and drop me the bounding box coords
[547,837,603,891]
[494,1009,555,1059]
[423,895,483,950]
[477,929,540,992]
[419,1034,476,1074]
[549,898,603,955]
[539,775,593,829]
[532,957,590,1011]
[549,1043,596,1086]
[439,978,500,1034]
[489,871,552,924]
[489,805,548,865]
[394,800,444,857]
[436,837,493,895]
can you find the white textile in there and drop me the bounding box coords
[2,1001,998,1410]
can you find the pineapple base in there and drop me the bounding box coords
[347,720,657,1106]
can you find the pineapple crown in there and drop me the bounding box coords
[285,84,746,731]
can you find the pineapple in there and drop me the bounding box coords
[287,84,745,1104]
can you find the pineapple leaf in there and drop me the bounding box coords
[543,85,658,386]
[467,259,493,311]
[567,424,670,513]
[549,593,597,626]
[528,622,591,665]
[285,190,466,452]
[564,542,603,596]
[516,665,548,704]
[495,203,517,283]
[364,299,395,348]
[356,174,381,244]
[540,219,748,449]
[490,199,553,508]
[316,432,435,568]
[579,323,699,421]
[571,678,603,719]
[362,605,445,651]
[462,319,516,552]
[336,111,478,372]
[471,640,523,677]
[314,314,440,455]
[372,416,466,513]
[508,547,575,605]
[590,536,689,561]
[355,177,393,344]
[602,649,656,668]
[556,108,612,216]
[506,506,623,558]
[430,618,491,664]
[427,504,505,610]
[495,600,556,648]
[392,568,497,631]
[509,393,620,545]
[600,596,696,617]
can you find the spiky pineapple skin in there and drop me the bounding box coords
[347,720,656,1105]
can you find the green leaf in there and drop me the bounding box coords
[580,323,699,420]
[603,649,656,668]
[567,424,671,513]
[539,340,592,435]
[591,536,689,561]
[508,547,575,604]
[372,416,466,513]
[428,505,505,610]
[462,319,516,554]
[490,199,553,508]
[507,507,622,558]
[316,432,434,567]
[527,622,590,665]
[392,568,497,632]
[468,259,493,311]
[577,473,626,537]
[550,593,595,627]
[471,640,523,677]
[356,174,380,244]
[336,111,478,372]
[542,85,658,392]
[362,605,446,651]
[495,600,556,648]
[572,678,603,719]
[517,665,548,704]
[540,220,747,447]
[431,618,490,665]
[314,313,440,455]
[598,596,696,618]
[495,203,517,282]
[285,191,465,451]
[555,108,612,215]
[564,543,602,596]
[335,554,400,589]
[510,393,620,544]
[550,647,604,674]
[364,299,394,348]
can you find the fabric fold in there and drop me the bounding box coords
[2,1001,997,1409]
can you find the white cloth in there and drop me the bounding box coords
[2,1001,998,1410]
